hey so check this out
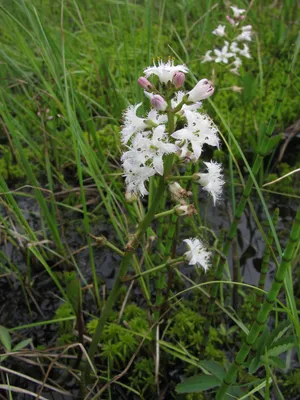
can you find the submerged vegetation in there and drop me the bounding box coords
[0,0,299,399]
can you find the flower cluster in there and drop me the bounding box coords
[120,59,224,204]
[202,5,252,75]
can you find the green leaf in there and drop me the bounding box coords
[268,320,291,346]
[248,134,257,153]
[199,361,226,381]
[267,336,296,357]
[13,338,32,351]
[66,278,82,315]
[266,134,283,153]
[0,326,11,351]
[261,355,286,370]
[176,375,221,393]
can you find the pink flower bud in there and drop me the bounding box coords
[239,15,245,20]
[188,79,214,102]
[172,72,185,89]
[150,94,167,111]
[137,77,153,90]
[226,15,235,26]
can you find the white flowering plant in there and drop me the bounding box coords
[86,59,226,369]
[202,4,253,75]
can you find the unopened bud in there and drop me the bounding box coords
[150,94,167,111]
[226,15,236,26]
[169,182,187,202]
[138,77,153,90]
[239,15,245,20]
[125,192,138,203]
[188,79,214,102]
[231,86,243,93]
[172,72,185,89]
[175,204,197,216]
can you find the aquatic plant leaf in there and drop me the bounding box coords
[176,375,221,393]
[0,325,11,351]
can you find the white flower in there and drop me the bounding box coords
[214,42,234,64]
[172,110,219,160]
[125,126,177,175]
[124,165,156,197]
[212,24,226,37]
[171,91,202,113]
[242,25,252,32]
[121,103,147,144]
[230,5,246,18]
[239,44,251,59]
[144,59,189,85]
[121,104,168,144]
[143,125,177,175]
[202,50,214,63]
[230,57,242,74]
[230,41,240,53]
[236,30,252,42]
[188,79,215,102]
[194,161,224,205]
[183,238,211,271]
[147,109,168,126]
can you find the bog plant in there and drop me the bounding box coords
[84,59,226,380]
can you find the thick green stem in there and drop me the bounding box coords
[154,214,178,320]
[216,206,300,399]
[201,61,290,350]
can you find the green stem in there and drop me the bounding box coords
[155,208,176,219]
[216,206,300,399]
[167,175,193,181]
[122,257,185,282]
[154,214,178,320]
